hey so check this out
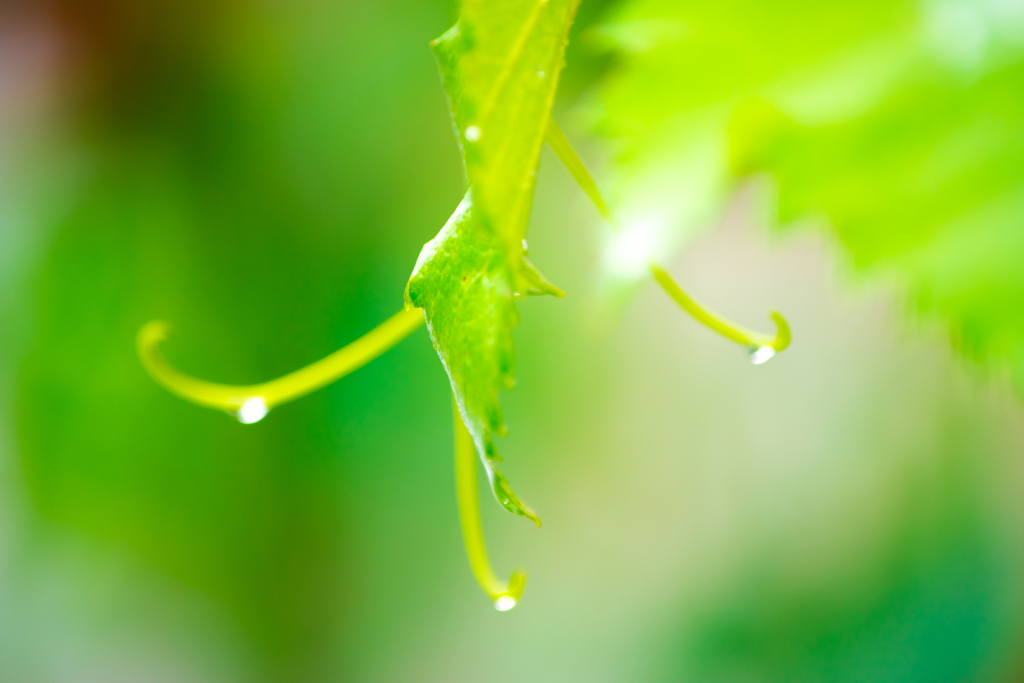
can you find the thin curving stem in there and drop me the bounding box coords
[650,265,790,356]
[138,307,424,422]
[545,118,791,361]
[454,396,527,611]
[545,120,614,223]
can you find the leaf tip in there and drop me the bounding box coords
[489,469,542,527]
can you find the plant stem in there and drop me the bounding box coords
[545,121,614,223]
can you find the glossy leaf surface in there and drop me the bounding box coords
[408,0,579,520]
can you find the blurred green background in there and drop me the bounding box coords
[2,0,1024,681]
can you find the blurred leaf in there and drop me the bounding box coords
[408,0,578,519]
[587,0,1024,384]
[733,54,1024,385]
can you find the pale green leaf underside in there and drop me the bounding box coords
[733,60,1024,384]
[590,0,1024,386]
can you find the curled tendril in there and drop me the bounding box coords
[137,308,424,422]
[454,396,527,611]
[545,120,791,362]
[650,266,790,356]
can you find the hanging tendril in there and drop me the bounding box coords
[545,119,791,361]
[453,396,527,611]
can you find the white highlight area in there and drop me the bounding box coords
[603,218,662,280]
[749,345,776,365]
[236,397,269,424]
[493,596,517,612]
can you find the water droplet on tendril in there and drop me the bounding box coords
[465,125,482,142]
[236,397,269,424]
[749,345,776,365]
[493,595,517,611]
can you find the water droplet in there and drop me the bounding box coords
[537,70,546,78]
[236,397,269,424]
[465,125,482,142]
[521,238,529,253]
[749,346,776,365]
[494,595,517,611]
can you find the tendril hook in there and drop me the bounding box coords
[453,396,527,611]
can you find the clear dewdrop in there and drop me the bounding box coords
[236,397,269,424]
[493,595,518,612]
[749,345,776,365]
[465,125,482,142]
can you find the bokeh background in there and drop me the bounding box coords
[2,1,1024,681]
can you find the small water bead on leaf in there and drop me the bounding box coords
[236,397,269,424]
[465,125,482,142]
[537,70,546,78]
[494,595,518,611]
[749,345,776,365]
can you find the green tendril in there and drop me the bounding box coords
[545,121,614,223]
[454,396,527,611]
[545,119,791,360]
[137,307,424,422]
[650,265,791,356]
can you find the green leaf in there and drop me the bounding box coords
[584,0,919,282]
[733,59,1024,384]
[434,0,581,278]
[406,194,542,525]
[585,0,1024,385]
[408,0,579,522]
